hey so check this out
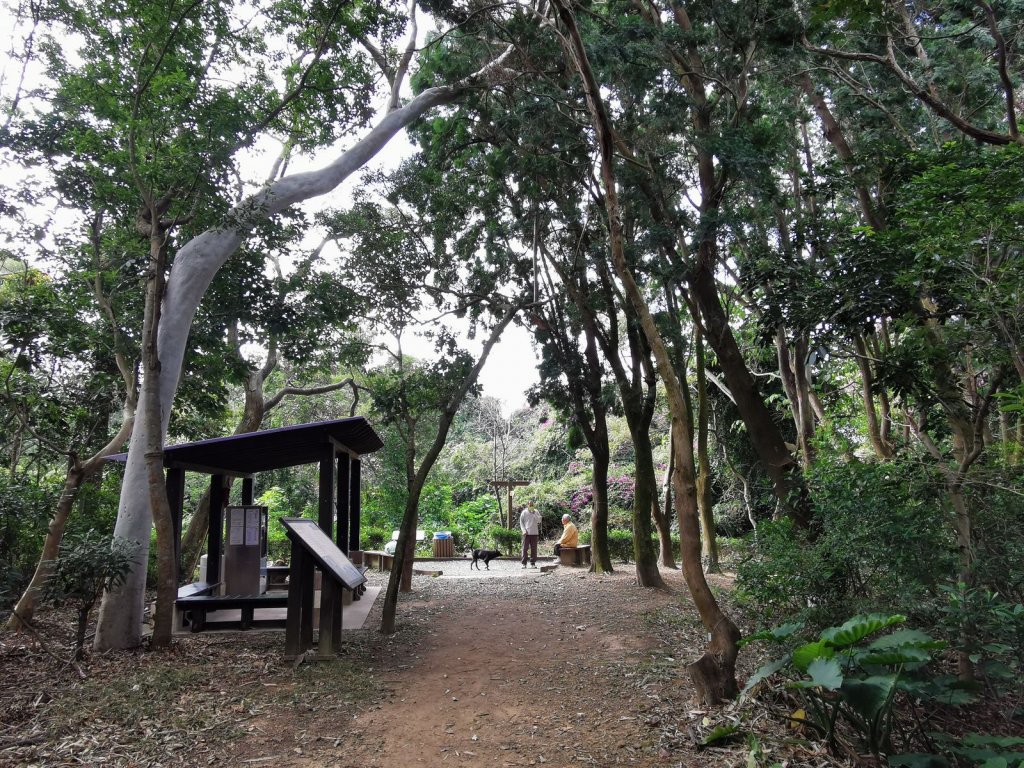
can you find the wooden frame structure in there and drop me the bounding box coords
[109,418,383,638]
[491,479,530,528]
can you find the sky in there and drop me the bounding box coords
[1,6,541,418]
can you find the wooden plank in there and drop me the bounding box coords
[281,518,367,591]
[285,537,306,658]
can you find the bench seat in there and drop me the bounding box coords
[363,550,394,572]
[176,592,290,632]
[557,544,592,567]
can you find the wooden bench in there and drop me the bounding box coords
[176,592,289,632]
[363,550,394,572]
[177,563,370,633]
[557,545,592,567]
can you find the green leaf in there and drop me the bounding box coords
[700,723,742,746]
[792,641,834,672]
[741,656,789,695]
[738,622,804,647]
[857,646,932,666]
[839,674,898,722]
[820,614,905,648]
[806,657,844,690]
[868,629,945,651]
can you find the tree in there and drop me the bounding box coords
[85,2,518,648]
[549,0,741,701]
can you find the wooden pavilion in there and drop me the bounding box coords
[112,417,384,637]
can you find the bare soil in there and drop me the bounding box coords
[0,560,915,768]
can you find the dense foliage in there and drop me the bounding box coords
[2,0,1022,759]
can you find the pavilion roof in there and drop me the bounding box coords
[108,417,383,476]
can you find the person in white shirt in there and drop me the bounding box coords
[518,501,542,568]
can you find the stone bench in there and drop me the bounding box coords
[557,544,591,567]
[363,550,394,571]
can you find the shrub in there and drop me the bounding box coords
[741,614,956,761]
[608,529,633,563]
[361,525,389,551]
[41,530,138,660]
[484,523,521,553]
[736,458,955,629]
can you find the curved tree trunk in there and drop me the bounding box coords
[93,65,514,650]
[380,307,517,634]
[689,259,810,527]
[550,0,740,698]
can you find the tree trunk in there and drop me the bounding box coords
[5,412,134,630]
[629,415,665,587]
[590,441,613,574]
[380,307,517,634]
[653,421,676,568]
[854,335,895,459]
[142,230,176,650]
[550,0,739,698]
[93,71,513,650]
[694,322,720,573]
[689,257,811,527]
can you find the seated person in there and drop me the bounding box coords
[553,514,579,555]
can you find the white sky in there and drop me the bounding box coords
[1,8,540,417]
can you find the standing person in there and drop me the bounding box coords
[553,514,578,555]
[519,501,541,568]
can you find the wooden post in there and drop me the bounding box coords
[337,453,351,553]
[241,477,254,505]
[285,535,308,658]
[317,577,342,658]
[349,458,361,552]
[318,444,335,537]
[166,466,186,584]
[208,474,225,587]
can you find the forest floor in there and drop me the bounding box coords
[1,559,1013,767]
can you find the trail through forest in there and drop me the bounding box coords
[2,561,774,767]
[229,562,719,767]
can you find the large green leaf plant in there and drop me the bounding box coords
[741,614,960,760]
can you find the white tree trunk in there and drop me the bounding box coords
[93,71,512,649]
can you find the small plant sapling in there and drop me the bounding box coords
[41,531,138,660]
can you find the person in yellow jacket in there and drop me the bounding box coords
[554,514,578,555]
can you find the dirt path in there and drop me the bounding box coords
[2,561,740,767]
[228,563,712,768]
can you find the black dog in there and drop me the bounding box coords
[470,548,501,570]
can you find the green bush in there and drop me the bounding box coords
[361,525,389,551]
[736,458,956,629]
[0,473,57,608]
[608,528,633,563]
[484,523,521,554]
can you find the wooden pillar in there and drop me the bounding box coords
[317,577,343,658]
[285,535,310,658]
[349,458,361,552]
[166,466,186,584]
[337,454,351,553]
[318,444,335,537]
[241,477,254,505]
[208,474,225,586]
